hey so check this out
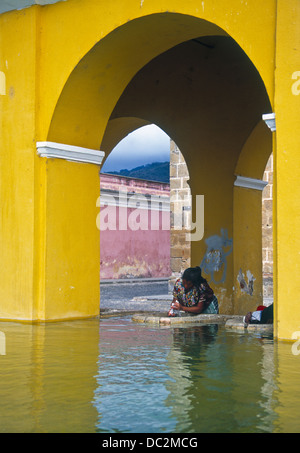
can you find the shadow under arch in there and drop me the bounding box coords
[235,120,273,181]
[100,32,271,311]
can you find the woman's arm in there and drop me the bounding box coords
[172,301,205,314]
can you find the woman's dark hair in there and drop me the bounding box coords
[182,266,206,286]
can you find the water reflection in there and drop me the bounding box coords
[0,317,300,432]
[94,317,175,433]
[165,325,278,433]
[0,320,99,432]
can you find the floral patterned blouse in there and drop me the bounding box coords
[172,278,219,314]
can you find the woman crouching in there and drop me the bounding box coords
[168,266,219,317]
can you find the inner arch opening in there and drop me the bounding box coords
[99,124,192,299]
[98,32,271,313]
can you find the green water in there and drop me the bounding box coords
[0,316,299,433]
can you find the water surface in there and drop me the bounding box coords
[0,317,299,433]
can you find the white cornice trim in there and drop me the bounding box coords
[37,141,105,166]
[234,175,268,191]
[100,191,170,212]
[262,113,276,132]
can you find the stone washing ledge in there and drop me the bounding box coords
[132,313,243,326]
[225,318,273,333]
[132,313,274,333]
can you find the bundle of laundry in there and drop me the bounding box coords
[243,303,273,326]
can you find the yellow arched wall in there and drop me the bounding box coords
[233,121,273,315]
[47,14,227,148]
[101,117,151,155]
[40,1,276,146]
[235,121,273,181]
[38,3,273,322]
[0,0,275,322]
[0,0,299,342]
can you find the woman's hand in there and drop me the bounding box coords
[172,301,204,314]
[172,301,182,311]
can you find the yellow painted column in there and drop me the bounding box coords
[233,185,264,315]
[40,157,101,321]
[0,6,102,321]
[273,0,300,340]
[0,7,39,320]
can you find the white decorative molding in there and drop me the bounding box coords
[234,175,268,191]
[262,113,276,132]
[37,141,105,166]
[100,190,170,212]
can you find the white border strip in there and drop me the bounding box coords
[36,141,105,165]
[262,113,276,132]
[100,191,170,212]
[234,175,268,191]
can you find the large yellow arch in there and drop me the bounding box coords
[2,1,275,321]
[1,0,300,342]
[39,0,276,144]
[46,11,274,149]
[47,14,226,147]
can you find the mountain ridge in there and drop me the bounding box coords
[101,161,170,183]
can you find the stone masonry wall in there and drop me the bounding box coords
[262,154,273,299]
[169,140,191,291]
[169,141,273,299]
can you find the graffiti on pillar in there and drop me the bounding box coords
[237,268,255,296]
[200,228,233,284]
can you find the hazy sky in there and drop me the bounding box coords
[101,124,171,172]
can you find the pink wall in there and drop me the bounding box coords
[100,174,171,279]
[100,173,169,194]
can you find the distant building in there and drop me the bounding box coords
[100,173,171,280]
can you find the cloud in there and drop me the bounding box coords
[101,124,170,172]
